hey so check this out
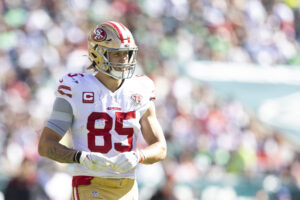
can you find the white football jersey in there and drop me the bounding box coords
[56,73,155,179]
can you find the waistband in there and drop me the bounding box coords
[72,176,134,188]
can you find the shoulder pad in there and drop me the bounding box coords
[134,75,156,100]
[56,73,85,98]
[60,73,85,84]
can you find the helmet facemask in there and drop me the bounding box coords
[94,45,138,80]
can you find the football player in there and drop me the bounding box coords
[38,21,167,200]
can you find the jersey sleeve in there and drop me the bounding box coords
[148,78,156,101]
[55,74,76,104]
[55,73,84,118]
[45,97,73,137]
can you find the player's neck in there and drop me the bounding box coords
[95,72,123,92]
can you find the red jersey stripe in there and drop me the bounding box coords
[57,85,72,98]
[57,89,72,98]
[58,85,71,91]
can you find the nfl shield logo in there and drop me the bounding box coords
[91,190,98,197]
[131,93,143,106]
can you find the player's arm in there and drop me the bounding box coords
[110,101,167,172]
[139,101,167,164]
[38,97,77,163]
[38,127,77,163]
[38,97,111,170]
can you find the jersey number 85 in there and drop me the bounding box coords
[87,111,135,153]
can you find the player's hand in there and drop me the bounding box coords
[79,151,111,171]
[110,151,141,173]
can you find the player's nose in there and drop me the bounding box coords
[119,52,129,63]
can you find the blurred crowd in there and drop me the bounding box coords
[1,0,300,199]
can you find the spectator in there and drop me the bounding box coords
[4,158,49,200]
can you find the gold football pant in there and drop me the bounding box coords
[72,176,138,200]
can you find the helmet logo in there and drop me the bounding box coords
[93,27,107,41]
